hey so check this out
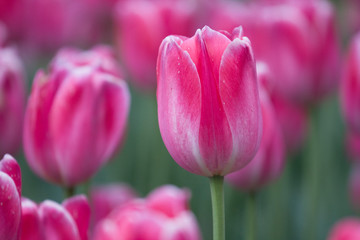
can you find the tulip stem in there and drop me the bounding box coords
[210,176,225,240]
[246,191,257,240]
[65,186,75,198]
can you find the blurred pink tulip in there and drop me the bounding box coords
[114,0,198,90]
[0,46,26,156]
[93,185,202,240]
[157,26,262,177]
[21,0,99,53]
[90,183,136,225]
[327,218,360,240]
[210,0,340,104]
[0,154,22,240]
[271,95,308,152]
[20,195,90,240]
[226,65,285,191]
[342,33,360,134]
[23,46,130,187]
[349,164,360,210]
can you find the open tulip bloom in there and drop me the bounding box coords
[157,26,262,240]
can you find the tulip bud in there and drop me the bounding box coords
[327,218,360,240]
[23,46,130,187]
[92,185,201,240]
[20,195,90,240]
[0,46,26,156]
[0,154,22,240]
[90,183,136,225]
[114,0,198,90]
[157,26,262,177]
[341,33,360,134]
[226,65,285,191]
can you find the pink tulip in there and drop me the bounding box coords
[157,26,262,177]
[20,195,90,240]
[0,154,22,240]
[92,185,201,240]
[271,95,308,152]
[327,218,360,240]
[23,46,130,187]
[114,0,198,90]
[90,183,136,225]
[226,64,285,190]
[341,33,360,134]
[210,0,340,104]
[21,0,99,53]
[0,46,26,156]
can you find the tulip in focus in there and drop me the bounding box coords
[90,183,136,225]
[157,26,262,177]
[23,46,130,187]
[0,46,26,156]
[226,64,285,191]
[327,218,360,240]
[20,195,90,240]
[0,154,22,240]
[341,33,360,134]
[92,185,201,240]
[115,0,198,89]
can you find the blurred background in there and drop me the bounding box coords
[0,0,358,239]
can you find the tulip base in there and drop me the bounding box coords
[210,176,225,240]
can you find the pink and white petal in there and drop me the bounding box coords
[219,38,262,175]
[157,37,210,176]
[92,75,130,166]
[146,185,190,218]
[39,200,81,240]
[0,154,21,196]
[63,195,90,240]
[23,70,63,184]
[21,198,43,240]
[0,172,21,240]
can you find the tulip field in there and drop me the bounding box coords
[1,0,360,240]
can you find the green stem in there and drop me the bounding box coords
[209,176,225,240]
[65,186,75,198]
[246,191,257,240]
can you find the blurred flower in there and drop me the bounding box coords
[0,154,22,240]
[349,164,360,210]
[157,26,262,177]
[92,185,202,240]
[327,218,360,240]
[226,64,285,191]
[345,0,360,35]
[341,33,360,134]
[20,195,90,240]
[23,46,130,187]
[20,0,99,54]
[209,0,340,105]
[114,0,198,90]
[0,46,26,156]
[90,183,136,225]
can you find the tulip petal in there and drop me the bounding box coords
[219,38,262,175]
[0,154,21,196]
[157,36,211,176]
[23,70,63,183]
[39,200,80,240]
[0,172,21,240]
[63,195,90,240]
[21,198,43,240]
